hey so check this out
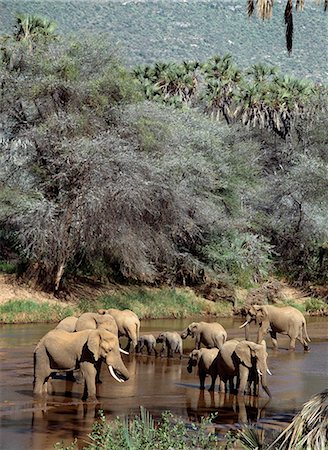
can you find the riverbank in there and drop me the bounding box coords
[0,274,327,324]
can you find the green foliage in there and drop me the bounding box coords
[98,287,231,319]
[0,261,17,274]
[305,298,327,313]
[203,232,273,288]
[0,300,75,323]
[55,409,220,450]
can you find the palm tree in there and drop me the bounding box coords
[13,13,57,50]
[247,0,327,53]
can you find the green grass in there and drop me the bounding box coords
[80,287,232,319]
[0,299,76,324]
[0,261,17,274]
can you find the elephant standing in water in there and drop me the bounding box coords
[240,304,311,351]
[156,332,183,358]
[98,308,140,352]
[56,312,120,383]
[33,329,129,402]
[136,334,158,356]
[217,339,272,397]
[187,348,220,391]
[181,321,227,350]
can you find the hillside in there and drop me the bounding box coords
[1,0,327,80]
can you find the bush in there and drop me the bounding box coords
[55,408,220,450]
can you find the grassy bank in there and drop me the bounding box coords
[0,285,326,324]
[0,287,232,324]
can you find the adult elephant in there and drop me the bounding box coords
[75,312,118,336]
[98,309,140,352]
[136,334,158,356]
[156,332,183,358]
[187,348,220,391]
[217,339,272,397]
[33,329,129,402]
[55,316,78,332]
[181,321,227,350]
[240,304,311,351]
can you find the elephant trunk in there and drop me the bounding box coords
[181,329,189,340]
[259,367,271,398]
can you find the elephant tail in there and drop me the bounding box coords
[303,321,311,342]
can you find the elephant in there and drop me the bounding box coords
[136,334,158,356]
[98,308,140,352]
[187,348,220,391]
[33,329,129,402]
[217,339,272,397]
[156,332,183,358]
[181,321,227,350]
[55,316,78,332]
[58,312,120,383]
[75,312,118,335]
[240,304,311,351]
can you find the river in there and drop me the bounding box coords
[0,316,327,449]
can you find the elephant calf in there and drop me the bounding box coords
[181,321,227,350]
[156,332,183,358]
[187,348,220,391]
[136,334,158,356]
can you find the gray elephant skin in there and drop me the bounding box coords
[55,316,78,332]
[156,332,183,358]
[181,321,227,349]
[33,329,129,402]
[217,339,271,397]
[98,308,140,352]
[240,304,311,351]
[187,348,220,391]
[136,334,158,356]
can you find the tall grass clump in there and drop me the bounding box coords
[0,300,75,323]
[55,408,220,450]
[97,287,231,319]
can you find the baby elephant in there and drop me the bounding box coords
[187,348,220,391]
[136,334,158,356]
[156,332,183,358]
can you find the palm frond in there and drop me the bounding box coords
[269,389,328,450]
[257,0,274,19]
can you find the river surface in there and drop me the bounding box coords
[0,316,327,449]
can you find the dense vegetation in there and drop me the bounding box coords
[0,14,327,295]
[0,1,327,80]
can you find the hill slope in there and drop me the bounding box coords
[1,0,327,80]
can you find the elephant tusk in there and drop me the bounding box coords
[257,369,263,376]
[239,321,249,329]
[119,348,129,355]
[108,365,123,383]
[267,368,272,375]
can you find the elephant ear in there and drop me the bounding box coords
[87,330,101,361]
[190,323,198,337]
[235,341,255,368]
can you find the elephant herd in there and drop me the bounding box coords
[33,304,311,403]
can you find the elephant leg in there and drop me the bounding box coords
[195,336,201,350]
[228,377,236,394]
[124,338,131,353]
[219,379,225,393]
[80,362,97,402]
[95,359,103,384]
[66,370,76,382]
[289,337,296,351]
[296,335,309,351]
[153,345,158,357]
[199,373,206,390]
[238,365,249,395]
[33,353,51,396]
[208,374,217,392]
[269,331,278,349]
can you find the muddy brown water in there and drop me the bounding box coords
[0,316,327,449]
